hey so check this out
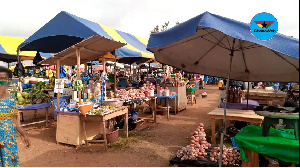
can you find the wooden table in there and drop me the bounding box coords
[17,102,53,127]
[80,107,128,150]
[208,108,264,144]
[56,107,128,149]
[155,94,178,123]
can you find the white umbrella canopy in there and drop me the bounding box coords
[147,12,299,82]
[147,11,299,167]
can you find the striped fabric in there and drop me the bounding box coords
[0,35,51,60]
[17,11,154,64]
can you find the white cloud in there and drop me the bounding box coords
[0,0,298,39]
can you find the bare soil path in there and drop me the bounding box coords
[18,85,221,167]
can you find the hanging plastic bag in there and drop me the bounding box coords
[13,62,25,77]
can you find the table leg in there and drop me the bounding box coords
[174,97,177,114]
[211,118,216,144]
[167,98,170,120]
[34,109,37,121]
[83,121,87,148]
[153,98,157,124]
[102,120,107,151]
[242,148,259,167]
[45,107,49,128]
[125,113,128,138]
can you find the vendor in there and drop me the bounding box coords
[139,74,146,87]
[218,78,224,90]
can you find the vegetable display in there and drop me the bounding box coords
[15,82,52,105]
[175,123,241,166]
[176,123,211,161]
[209,146,241,165]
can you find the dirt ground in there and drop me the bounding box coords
[18,85,222,167]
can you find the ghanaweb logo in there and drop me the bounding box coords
[250,12,278,40]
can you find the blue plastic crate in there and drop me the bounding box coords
[231,137,239,149]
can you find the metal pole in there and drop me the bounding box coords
[247,82,250,109]
[114,56,117,97]
[219,38,235,167]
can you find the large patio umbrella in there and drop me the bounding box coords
[147,11,299,166]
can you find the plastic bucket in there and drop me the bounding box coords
[106,128,119,143]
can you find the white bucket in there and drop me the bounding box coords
[150,89,154,97]
[164,90,170,96]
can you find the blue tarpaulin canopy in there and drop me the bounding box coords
[18,11,154,64]
[147,11,299,82]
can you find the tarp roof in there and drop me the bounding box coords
[18,11,154,64]
[0,35,52,62]
[40,35,125,66]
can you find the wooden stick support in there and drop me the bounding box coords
[76,48,82,104]
[114,56,117,97]
[56,59,61,109]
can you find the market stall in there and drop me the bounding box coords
[234,125,299,167]
[244,89,287,106]
[208,108,264,144]
[39,35,127,147]
[56,106,128,148]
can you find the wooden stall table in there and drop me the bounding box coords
[17,102,53,127]
[56,106,128,149]
[156,94,178,121]
[162,85,187,112]
[81,106,128,150]
[208,108,264,144]
[244,89,287,106]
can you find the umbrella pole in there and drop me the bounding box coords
[219,38,235,167]
[247,82,250,109]
[114,56,117,97]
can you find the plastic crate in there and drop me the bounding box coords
[186,87,197,92]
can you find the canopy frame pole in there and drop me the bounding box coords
[76,48,82,104]
[16,50,22,92]
[102,56,106,73]
[247,81,250,109]
[219,38,235,167]
[56,58,61,109]
[114,56,117,97]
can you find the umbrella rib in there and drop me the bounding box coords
[201,36,230,51]
[272,51,299,71]
[225,36,232,50]
[203,29,229,49]
[194,35,227,64]
[239,39,249,73]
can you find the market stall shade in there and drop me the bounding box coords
[147,11,299,167]
[40,35,125,66]
[147,12,299,82]
[0,35,52,61]
[17,11,154,64]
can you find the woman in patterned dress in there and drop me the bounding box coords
[0,66,30,167]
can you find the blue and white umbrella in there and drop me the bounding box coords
[147,11,299,166]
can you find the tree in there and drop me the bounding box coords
[150,21,180,34]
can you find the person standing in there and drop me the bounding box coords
[0,66,30,167]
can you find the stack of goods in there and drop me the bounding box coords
[175,123,241,166]
[209,146,241,165]
[15,83,52,105]
[176,123,211,161]
[227,87,244,103]
[116,89,146,101]
[87,106,116,115]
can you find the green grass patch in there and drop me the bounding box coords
[110,132,141,149]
